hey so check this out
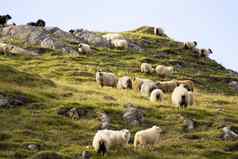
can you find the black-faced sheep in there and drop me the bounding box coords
[150,89,164,102]
[184,41,197,49]
[140,82,158,97]
[199,48,213,57]
[0,14,12,26]
[27,19,46,27]
[117,76,132,89]
[156,80,177,93]
[155,65,174,77]
[141,63,154,74]
[78,43,91,54]
[171,84,190,108]
[176,80,194,92]
[154,27,165,36]
[92,129,131,155]
[134,125,162,148]
[96,71,118,88]
[132,78,153,92]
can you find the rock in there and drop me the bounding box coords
[99,112,110,129]
[222,126,238,140]
[103,96,116,101]
[0,94,29,108]
[0,95,9,107]
[40,37,55,49]
[30,151,63,159]
[27,144,40,151]
[82,151,91,159]
[123,103,144,125]
[229,81,238,91]
[183,119,195,131]
[128,43,144,52]
[57,107,89,120]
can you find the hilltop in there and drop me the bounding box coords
[0,24,238,159]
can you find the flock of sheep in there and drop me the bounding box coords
[93,62,195,155]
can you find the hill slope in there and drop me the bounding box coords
[0,25,238,159]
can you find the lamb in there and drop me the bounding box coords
[111,39,128,49]
[154,27,165,36]
[155,80,177,93]
[134,125,162,148]
[155,65,174,77]
[117,76,132,89]
[132,77,153,91]
[78,43,91,54]
[140,81,158,97]
[199,48,213,57]
[184,41,197,49]
[141,63,154,74]
[102,33,124,41]
[150,89,164,102]
[176,80,194,92]
[171,84,190,108]
[0,14,12,26]
[27,19,46,27]
[92,129,131,155]
[96,71,118,88]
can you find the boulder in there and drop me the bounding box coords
[123,103,144,125]
[229,81,238,91]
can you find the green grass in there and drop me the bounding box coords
[0,30,237,159]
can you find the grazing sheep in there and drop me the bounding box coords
[199,48,213,57]
[150,89,164,102]
[27,19,46,27]
[184,41,197,49]
[171,84,189,108]
[111,39,128,49]
[141,63,154,74]
[134,125,162,148]
[132,77,153,91]
[78,43,91,54]
[155,65,174,77]
[154,27,164,36]
[92,129,131,155]
[117,76,132,89]
[0,14,11,26]
[102,33,124,41]
[187,91,194,106]
[156,80,177,93]
[176,80,194,92]
[140,82,158,97]
[96,71,118,88]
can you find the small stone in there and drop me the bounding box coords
[82,151,91,159]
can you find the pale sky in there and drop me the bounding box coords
[2,0,238,71]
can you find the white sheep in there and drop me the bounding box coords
[155,65,174,77]
[140,82,158,97]
[96,71,118,88]
[117,76,132,89]
[111,39,128,49]
[92,129,131,155]
[134,125,162,148]
[141,63,154,74]
[133,77,154,91]
[184,41,197,49]
[155,80,177,93]
[199,48,213,57]
[150,89,164,102]
[171,84,189,108]
[102,33,124,41]
[78,43,91,54]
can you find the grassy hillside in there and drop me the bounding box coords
[0,28,238,159]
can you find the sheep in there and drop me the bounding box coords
[0,43,14,55]
[0,14,12,26]
[187,91,194,106]
[184,41,197,49]
[154,27,165,36]
[102,33,124,41]
[176,80,194,92]
[140,81,158,97]
[134,125,162,148]
[27,19,46,27]
[155,65,173,77]
[96,71,118,88]
[141,63,154,74]
[78,43,91,54]
[155,80,177,93]
[199,48,213,57]
[150,89,164,102]
[132,77,153,91]
[171,84,190,108]
[117,76,132,89]
[111,39,128,49]
[92,129,131,155]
